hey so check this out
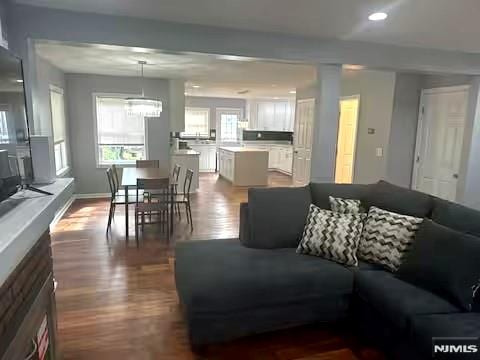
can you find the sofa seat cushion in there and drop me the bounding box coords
[355,271,460,332]
[365,180,434,218]
[175,239,354,315]
[411,313,480,357]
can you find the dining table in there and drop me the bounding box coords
[121,167,174,239]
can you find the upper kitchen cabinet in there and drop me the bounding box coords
[169,79,185,132]
[247,99,295,131]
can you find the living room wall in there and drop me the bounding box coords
[65,74,170,195]
[341,69,396,185]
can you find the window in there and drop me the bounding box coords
[95,95,145,165]
[50,86,69,175]
[218,108,242,142]
[0,107,8,143]
[182,107,209,138]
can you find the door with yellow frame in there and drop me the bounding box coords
[335,96,360,184]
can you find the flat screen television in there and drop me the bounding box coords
[0,46,33,202]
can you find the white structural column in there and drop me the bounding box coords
[457,76,480,209]
[310,64,342,183]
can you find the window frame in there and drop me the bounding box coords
[181,107,210,138]
[49,85,70,176]
[0,104,10,143]
[216,107,244,143]
[93,93,148,168]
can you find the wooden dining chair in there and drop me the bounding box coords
[111,164,140,197]
[173,168,194,231]
[171,164,181,215]
[136,160,160,168]
[135,178,170,246]
[106,168,142,233]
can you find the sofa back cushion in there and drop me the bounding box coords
[432,198,480,238]
[397,219,480,311]
[365,180,433,218]
[248,186,312,248]
[309,183,371,210]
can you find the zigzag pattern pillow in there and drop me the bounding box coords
[329,196,362,214]
[297,204,366,266]
[358,206,423,272]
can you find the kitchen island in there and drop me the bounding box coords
[218,147,269,186]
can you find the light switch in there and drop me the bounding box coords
[376,147,383,157]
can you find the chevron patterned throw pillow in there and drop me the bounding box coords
[329,196,363,214]
[297,204,366,266]
[358,206,424,272]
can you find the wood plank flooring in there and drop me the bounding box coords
[51,172,384,360]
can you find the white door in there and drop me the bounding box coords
[335,96,360,184]
[293,99,315,186]
[216,108,243,144]
[412,86,469,201]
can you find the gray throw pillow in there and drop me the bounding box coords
[329,196,362,214]
[297,204,366,266]
[358,206,423,272]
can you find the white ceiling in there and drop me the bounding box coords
[35,42,316,99]
[15,0,480,54]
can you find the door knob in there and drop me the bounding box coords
[453,174,459,179]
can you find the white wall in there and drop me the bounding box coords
[341,70,397,184]
[386,74,423,188]
[65,74,170,194]
[185,96,246,130]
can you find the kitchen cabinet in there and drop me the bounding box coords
[189,143,216,172]
[250,100,295,131]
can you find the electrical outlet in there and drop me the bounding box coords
[376,147,383,157]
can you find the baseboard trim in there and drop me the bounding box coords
[50,195,75,228]
[75,193,110,199]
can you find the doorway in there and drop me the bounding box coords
[293,98,315,186]
[216,108,243,144]
[335,96,360,184]
[412,85,469,201]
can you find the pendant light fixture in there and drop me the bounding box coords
[125,60,163,117]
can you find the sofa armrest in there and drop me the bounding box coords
[239,202,251,247]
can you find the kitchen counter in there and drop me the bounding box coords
[171,149,200,156]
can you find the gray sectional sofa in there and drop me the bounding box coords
[175,181,480,359]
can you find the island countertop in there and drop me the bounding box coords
[219,146,269,153]
[0,178,74,286]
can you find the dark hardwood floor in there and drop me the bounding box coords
[51,172,384,360]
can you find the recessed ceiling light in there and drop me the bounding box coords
[192,85,200,88]
[273,97,280,100]
[368,12,388,21]
[343,64,366,71]
[184,92,188,96]
[289,90,296,94]
[15,79,23,83]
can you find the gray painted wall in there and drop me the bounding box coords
[65,74,170,194]
[341,70,397,184]
[386,74,422,188]
[185,96,246,129]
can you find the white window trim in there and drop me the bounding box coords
[216,107,244,143]
[92,92,148,168]
[181,107,211,138]
[49,84,70,176]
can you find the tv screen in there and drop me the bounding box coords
[0,46,32,201]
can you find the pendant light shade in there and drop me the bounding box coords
[125,61,163,117]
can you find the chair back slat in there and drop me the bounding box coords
[183,169,194,196]
[136,160,160,168]
[106,168,116,196]
[111,164,120,192]
[172,164,181,183]
[136,177,170,204]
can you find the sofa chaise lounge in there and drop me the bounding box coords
[175,181,480,359]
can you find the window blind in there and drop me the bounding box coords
[96,96,145,145]
[50,88,66,143]
[183,108,209,137]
